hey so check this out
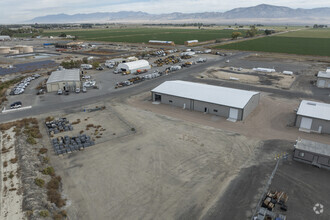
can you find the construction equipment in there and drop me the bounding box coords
[134,69,148,75]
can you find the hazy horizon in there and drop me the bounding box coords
[1,1,330,24]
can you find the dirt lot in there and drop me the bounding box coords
[199,67,295,89]
[129,92,330,143]
[48,101,261,220]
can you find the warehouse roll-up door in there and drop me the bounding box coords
[300,117,312,130]
[229,108,239,120]
[317,80,325,87]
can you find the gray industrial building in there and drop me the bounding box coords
[293,138,330,170]
[295,100,330,134]
[46,69,80,92]
[316,70,330,88]
[151,80,260,121]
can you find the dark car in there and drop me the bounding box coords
[10,101,22,109]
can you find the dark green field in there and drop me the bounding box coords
[43,28,248,45]
[216,36,330,57]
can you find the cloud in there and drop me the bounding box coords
[1,0,330,23]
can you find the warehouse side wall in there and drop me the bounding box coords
[242,93,260,120]
[295,115,330,134]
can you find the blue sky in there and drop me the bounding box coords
[1,0,330,23]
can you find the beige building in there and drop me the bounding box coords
[316,70,330,88]
[46,69,80,92]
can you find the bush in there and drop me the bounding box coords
[45,116,54,122]
[47,189,66,207]
[131,128,136,132]
[35,178,45,187]
[3,161,8,167]
[39,210,49,217]
[10,157,18,163]
[9,171,14,179]
[39,148,48,154]
[27,136,37,145]
[43,156,49,163]
[42,167,55,176]
[47,176,61,190]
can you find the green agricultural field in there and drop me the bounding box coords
[43,28,250,45]
[277,28,330,38]
[216,33,330,57]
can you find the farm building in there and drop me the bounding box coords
[295,100,330,134]
[117,60,151,74]
[293,138,330,170]
[151,80,260,121]
[0,35,11,41]
[253,68,276,73]
[55,41,83,49]
[316,71,330,88]
[46,69,80,92]
[148,40,175,46]
[184,40,199,46]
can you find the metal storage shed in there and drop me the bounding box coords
[293,138,330,170]
[295,100,330,134]
[151,80,260,121]
[46,69,81,92]
[316,71,330,88]
[117,60,150,74]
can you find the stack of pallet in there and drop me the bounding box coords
[262,190,288,212]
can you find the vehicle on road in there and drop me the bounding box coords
[76,88,80,93]
[57,89,63,95]
[82,87,87,93]
[10,101,22,109]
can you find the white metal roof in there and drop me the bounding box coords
[47,69,80,84]
[297,100,330,121]
[295,139,330,157]
[149,40,173,44]
[186,40,198,43]
[151,80,259,109]
[117,60,150,70]
[317,71,330,79]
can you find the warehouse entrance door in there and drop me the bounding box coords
[229,108,239,121]
[318,80,325,87]
[299,117,312,131]
[154,94,161,102]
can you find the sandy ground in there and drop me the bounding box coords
[49,101,261,220]
[199,67,295,89]
[0,128,24,220]
[129,92,330,144]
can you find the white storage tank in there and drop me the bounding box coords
[0,46,10,54]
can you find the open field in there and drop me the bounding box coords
[216,36,330,57]
[43,28,249,44]
[277,28,330,38]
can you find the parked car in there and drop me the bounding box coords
[10,101,22,109]
[96,66,104,71]
[75,88,80,93]
[57,89,63,95]
[82,87,87,93]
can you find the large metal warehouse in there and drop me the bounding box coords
[295,100,330,134]
[46,69,81,92]
[316,70,330,88]
[151,80,260,121]
[293,138,330,170]
[117,60,151,74]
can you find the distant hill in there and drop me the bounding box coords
[28,4,330,24]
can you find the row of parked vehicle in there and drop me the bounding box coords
[9,74,41,95]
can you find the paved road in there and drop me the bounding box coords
[1,51,329,123]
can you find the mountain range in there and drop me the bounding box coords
[29,4,330,24]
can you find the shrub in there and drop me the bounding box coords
[47,189,66,207]
[3,161,8,167]
[131,128,136,132]
[45,116,54,122]
[9,171,14,179]
[35,178,45,187]
[47,176,61,190]
[3,176,7,181]
[43,157,49,163]
[39,210,49,217]
[10,157,18,164]
[27,136,37,145]
[42,167,55,176]
[39,148,48,154]
[71,119,81,125]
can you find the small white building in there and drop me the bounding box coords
[316,71,330,88]
[185,40,199,46]
[117,60,150,74]
[253,68,276,73]
[295,100,330,134]
[46,69,80,92]
[0,35,11,41]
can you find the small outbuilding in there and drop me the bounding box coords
[293,138,330,170]
[117,60,150,74]
[151,80,260,121]
[0,35,11,41]
[46,69,80,92]
[184,40,199,46]
[316,71,330,88]
[295,100,330,134]
[148,40,175,46]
